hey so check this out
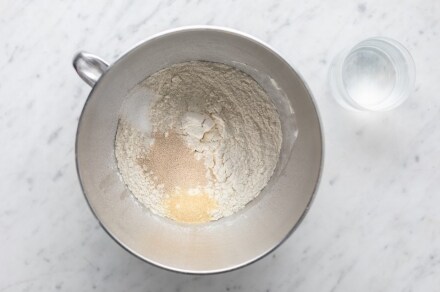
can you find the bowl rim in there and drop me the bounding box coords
[74,25,324,274]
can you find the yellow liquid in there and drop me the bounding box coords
[164,193,217,224]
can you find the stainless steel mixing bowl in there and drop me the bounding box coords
[73,26,323,274]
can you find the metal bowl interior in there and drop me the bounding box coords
[76,27,323,274]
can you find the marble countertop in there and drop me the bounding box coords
[1,0,439,291]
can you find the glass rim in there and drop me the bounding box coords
[330,36,416,111]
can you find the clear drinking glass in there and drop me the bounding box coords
[329,37,415,111]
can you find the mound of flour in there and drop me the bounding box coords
[115,61,282,222]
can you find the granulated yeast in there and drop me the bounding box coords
[138,132,216,223]
[115,61,282,224]
[138,132,207,194]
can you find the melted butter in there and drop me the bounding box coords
[164,193,218,224]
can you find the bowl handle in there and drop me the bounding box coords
[73,52,109,87]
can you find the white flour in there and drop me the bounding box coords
[115,61,282,223]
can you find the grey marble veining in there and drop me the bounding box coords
[1,0,440,291]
